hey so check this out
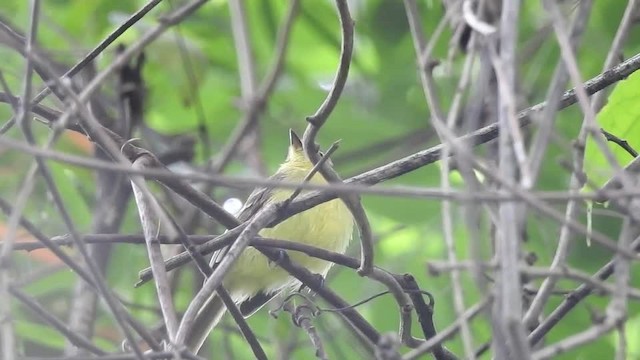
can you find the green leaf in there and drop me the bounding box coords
[584,70,640,190]
[611,313,640,358]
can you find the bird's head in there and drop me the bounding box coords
[285,129,312,170]
[281,129,330,181]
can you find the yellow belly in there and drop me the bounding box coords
[225,191,353,301]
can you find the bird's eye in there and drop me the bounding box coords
[319,151,325,157]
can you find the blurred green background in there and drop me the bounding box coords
[2,0,640,359]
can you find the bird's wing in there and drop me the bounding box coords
[208,183,275,267]
[237,185,275,222]
[239,291,277,317]
[209,173,285,314]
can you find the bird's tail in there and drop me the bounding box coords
[185,294,226,354]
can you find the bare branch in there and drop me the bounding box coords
[210,0,299,172]
[284,301,328,360]
[301,0,374,276]
[9,286,106,356]
[131,154,179,341]
[403,299,490,360]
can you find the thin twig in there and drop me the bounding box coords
[302,0,374,277]
[491,0,530,357]
[255,246,381,346]
[216,287,268,360]
[531,318,618,360]
[8,44,160,357]
[179,231,267,360]
[399,275,457,360]
[546,0,632,195]
[528,228,640,345]
[1,3,40,359]
[7,131,640,203]
[526,0,592,184]
[283,141,340,205]
[525,0,626,333]
[29,0,163,106]
[66,44,145,355]
[230,0,257,100]
[2,50,640,201]
[402,299,490,360]
[169,6,211,157]
[174,204,276,346]
[131,154,179,341]
[367,270,422,348]
[522,0,594,329]
[14,350,205,360]
[440,3,481,357]
[52,0,208,130]
[590,0,639,113]
[401,7,467,291]
[11,234,214,251]
[0,202,161,352]
[9,286,106,355]
[601,129,638,158]
[209,0,299,172]
[428,260,640,300]
[284,301,328,360]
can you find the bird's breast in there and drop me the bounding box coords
[262,192,354,253]
[225,189,354,300]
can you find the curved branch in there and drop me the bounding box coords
[301,0,374,279]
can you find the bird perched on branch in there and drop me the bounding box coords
[186,129,354,352]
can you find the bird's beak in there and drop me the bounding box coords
[289,129,302,150]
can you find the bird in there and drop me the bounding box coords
[186,129,354,352]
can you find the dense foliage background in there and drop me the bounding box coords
[2,0,640,359]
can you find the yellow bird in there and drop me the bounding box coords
[187,129,354,352]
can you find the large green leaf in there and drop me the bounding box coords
[584,70,640,190]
